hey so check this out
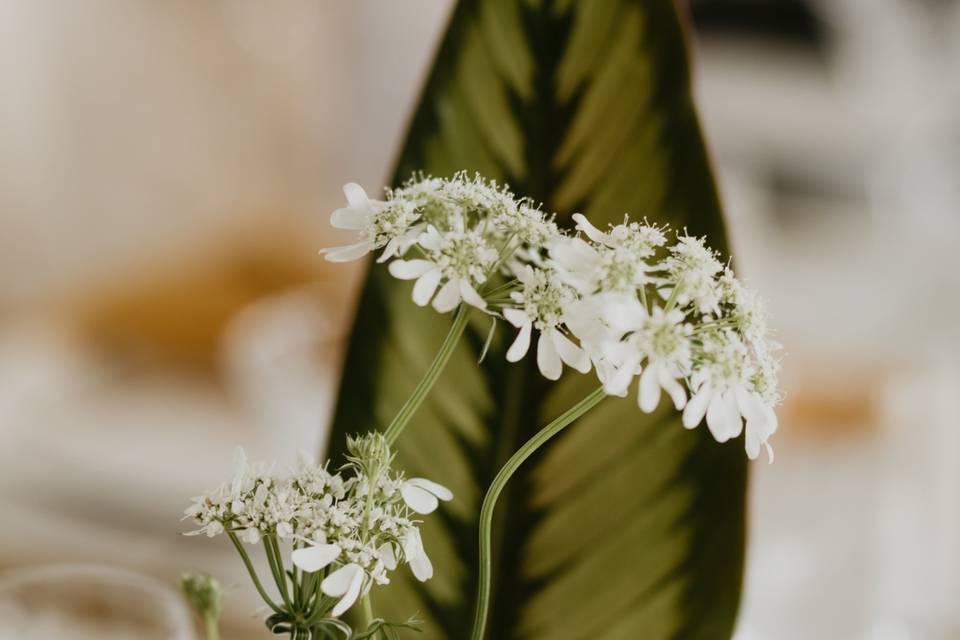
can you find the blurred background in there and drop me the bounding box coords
[0,1,957,638]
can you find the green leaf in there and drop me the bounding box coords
[327,1,746,638]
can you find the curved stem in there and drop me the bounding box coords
[226,530,283,615]
[383,304,471,444]
[469,387,607,640]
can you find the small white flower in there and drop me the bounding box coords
[660,235,724,315]
[321,563,366,616]
[549,220,660,296]
[496,203,560,248]
[320,183,421,263]
[320,183,383,263]
[680,329,778,461]
[502,267,590,380]
[400,478,453,514]
[389,224,496,312]
[636,306,692,412]
[682,377,777,463]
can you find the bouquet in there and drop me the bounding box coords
[182,173,780,639]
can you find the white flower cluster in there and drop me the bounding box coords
[184,436,452,617]
[323,174,782,461]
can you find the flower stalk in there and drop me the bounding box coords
[383,303,471,445]
[470,386,607,640]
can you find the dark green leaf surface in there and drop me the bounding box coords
[327,1,746,638]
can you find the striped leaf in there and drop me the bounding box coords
[327,1,746,638]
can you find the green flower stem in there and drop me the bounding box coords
[264,537,295,613]
[302,591,332,626]
[300,571,318,614]
[383,304,471,445]
[226,530,283,615]
[291,540,301,606]
[360,594,375,632]
[663,283,682,313]
[204,616,220,640]
[470,386,607,640]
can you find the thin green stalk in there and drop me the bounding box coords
[383,304,471,444]
[291,539,301,607]
[470,387,607,640]
[300,570,318,615]
[360,594,374,633]
[226,530,283,615]
[481,278,520,298]
[264,537,295,613]
[204,616,220,640]
[303,590,333,626]
[663,284,682,312]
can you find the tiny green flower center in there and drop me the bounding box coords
[369,203,419,247]
[522,273,572,330]
[649,322,685,360]
[596,247,642,291]
[437,232,497,282]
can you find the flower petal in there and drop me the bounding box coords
[602,294,647,333]
[409,551,433,582]
[459,280,487,309]
[332,565,365,617]
[412,269,443,306]
[342,183,369,208]
[683,385,711,428]
[638,364,661,413]
[723,390,744,440]
[401,483,439,514]
[764,442,775,464]
[377,543,397,571]
[706,392,732,442]
[321,241,372,263]
[506,321,532,362]
[377,238,398,263]
[745,425,762,460]
[502,308,529,329]
[405,478,453,501]
[389,259,435,280]
[551,330,591,373]
[659,366,687,410]
[537,330,563,380]
[571,213,608,244]
[419,226,442,252]
[330,206,369,230]
[432,279,461,313]
[291,543,342,573]
[549,237,598,272]
[604,354,640,397]
[402,530,433,582]
[322,563,364,596]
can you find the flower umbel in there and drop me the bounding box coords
[183,436,451,632]
[320,174,782,461]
